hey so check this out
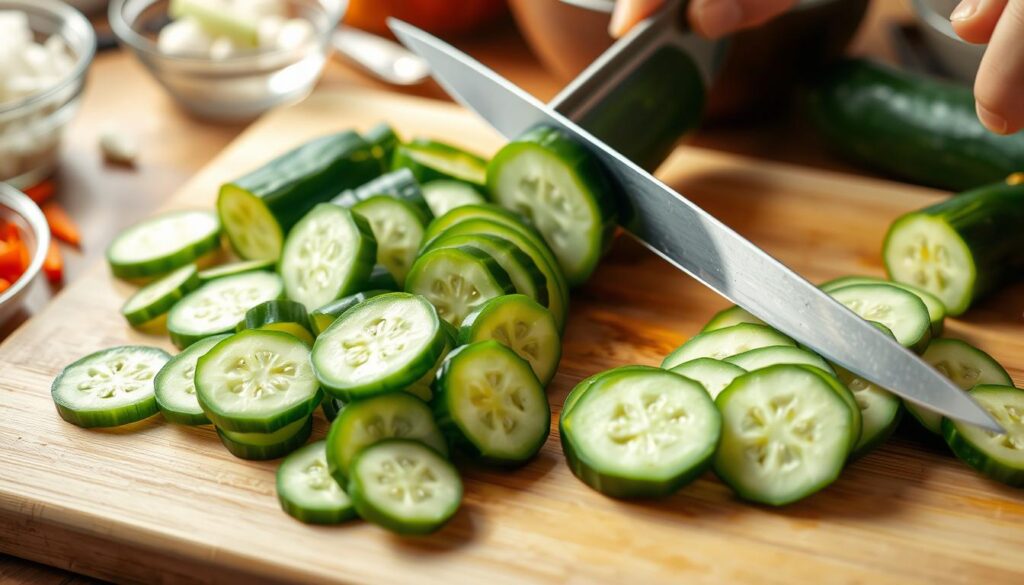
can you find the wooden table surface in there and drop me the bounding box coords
[0,1,919,581]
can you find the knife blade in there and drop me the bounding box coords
[388,20,1001,431]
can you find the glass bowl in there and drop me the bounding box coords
[109,0,345,121]
[0,0,96,189]
[0,183,50,327]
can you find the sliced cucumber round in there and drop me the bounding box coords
[560,371,607,419]
[661,323,796,370]
[107,210,221,279]
[833,364,902,457]
[154,334,230,426]
[668,358,746,399]
[909,338,1013,433]
[167,271,284,349]
[725,346,834,376]
[423,204,538,250]
[561,366,720,498]
[422,180,487,217]
[403,327,454,403]
[280,203,377,310]
[433,341,550,464]
[195,330,322,433]
[197,259,275,283]
[51,346,171,428]
[311,292,445,400]
[121,264,201,326]
[277,440,356,524]
[713,365,854,506]
[701,305,765,332]
[238,300,315,347]
[459,294,561,386]
[217,416,313,461]
[309,290,390,336]
[883,213,975,316]
[942,384,1024,487]
[424,233,550,308]
[393,139,487,186]
[332,169,433,222]
[352,195,429,287]
[347,439,463,535]
[405,245,515,327]
[829,283,932,352]
[819,275,946,336]
[800,365,863,453]
[325,391,448,484]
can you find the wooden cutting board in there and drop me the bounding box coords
[1,88,1022,585]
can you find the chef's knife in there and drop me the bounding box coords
[387,21,1002,431]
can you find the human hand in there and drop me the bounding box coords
[609,0,798,39]
[950,0,1024,134]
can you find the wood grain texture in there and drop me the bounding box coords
[0,88,1022,585]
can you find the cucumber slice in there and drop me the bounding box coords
[51,346,171,428]
[154,334,229,425]
[886,207,975,313]
[800,365,863,453]
[167,271,284,349]
[829,284,932,352]
[325,392,448,484]
[311,292,445,400]
[433,341,550,464]
[422,204,539,249]
[393,139,487,186]
[197,259,275,283]
[701,306,765,332]
[404,246,515,327]
[195,330,322,433]
[107,210,221,279]
[560,366,720,498]
[121,264,201,326]
[423,234,550,309]
[364,123,400,170]
[725,346,835,375]
[276,440,356,524]
[403,328,454,403]
[332,168,433,222]
[322,397,343,422]
[309,290,390,336]
[169,0,258,46]
[661,323,796,370]
[347,439,462,535]
[820,275,946,336]
[560,372,607,419]
[459,294,561,386]
[488,126,618,286]
[668,358,746,399]
[352,195,428,286]
[422,180,487,217]
[280,203,377,310]
[942,385,1024,487]
[217,416,313,461]
[238,300,315,347]
[713,365,854,506]
[833,364,902,457]
[908,339,1013,433]
[428,219,568,332]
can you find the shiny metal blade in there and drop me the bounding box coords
[388,19,1002,432]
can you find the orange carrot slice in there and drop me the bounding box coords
[43,240,63,284]
[42,202,81,247]
[25,180,56,205]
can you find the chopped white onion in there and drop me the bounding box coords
[157,1,318,58]
[99,128,139,166]
[157,18,213,57]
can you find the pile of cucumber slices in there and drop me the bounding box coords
[50,121,1023,535]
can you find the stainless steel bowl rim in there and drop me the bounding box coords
[0,184,50,307]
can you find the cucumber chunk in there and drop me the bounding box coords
[661,323,796,370]
[833,363,902,457]
[725,346,834,376]
[488,126,618,287]
[560,372,608,419]
[942,385,1024,487]
[669,358,746,399]
[405,245,514,327]
[422,180,487,217]
[459,294,561,386]
[820,275,946,336]
[167,271,284,349]
[701,306,765,332]
[238,300,315,347]
[195,330,322,433]
[107,210,221,279]
[908,339,1013,433]
[347,439,462,535]
[333,168,433,225]
[311,293,445,400]
[828,283,932,352]
[154,334,229,425]
[434,341,550,464]
[276,440,356,524]
[800,365,863,453]
[324,391,448,483]
[121,264,201,326]
[352,195,428,286]
[197,259,275,283]
[308,290,389,336]
[217,416,313,461]
[424,233,550,308]
[393,139,487,186]
[560,366,720,498]
[714,365,854,506]
[280,203,377,310]
[364,122,400,168]
[51,346,171,428]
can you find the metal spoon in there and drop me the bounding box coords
[332,27,430,85]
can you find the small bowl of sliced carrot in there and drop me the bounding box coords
[0,182,50,325]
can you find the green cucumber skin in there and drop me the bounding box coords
[309,290,390,336]
[51,347,170,428]
[392,139,488,186]
[107,212,222,280]
[884,180,1024,315]
[216,416,313,461]
[941,386,1024,487]
[333,168,433,222]
[806,59,1024,191]
[240,300,311,333]
[363,122,400,172]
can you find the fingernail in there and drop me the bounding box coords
[950,0,978,22]
[692,0,743,38]
[977,102,1009,134]
[609,3,629,37]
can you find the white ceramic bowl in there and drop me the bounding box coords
[913,0,985,84]
[0,183,50,327]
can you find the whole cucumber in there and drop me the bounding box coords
[806,59,1024,191]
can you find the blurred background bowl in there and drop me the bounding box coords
[0,0,96,189]
[0,184,50,327]
[109,0,345,121]
[912,0,984,84]
[509,0,869,122]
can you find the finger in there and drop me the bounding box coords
[609,0,665,38]
[687,0,798,39]
[974,0,1024,133]
[950,0,1007,44]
